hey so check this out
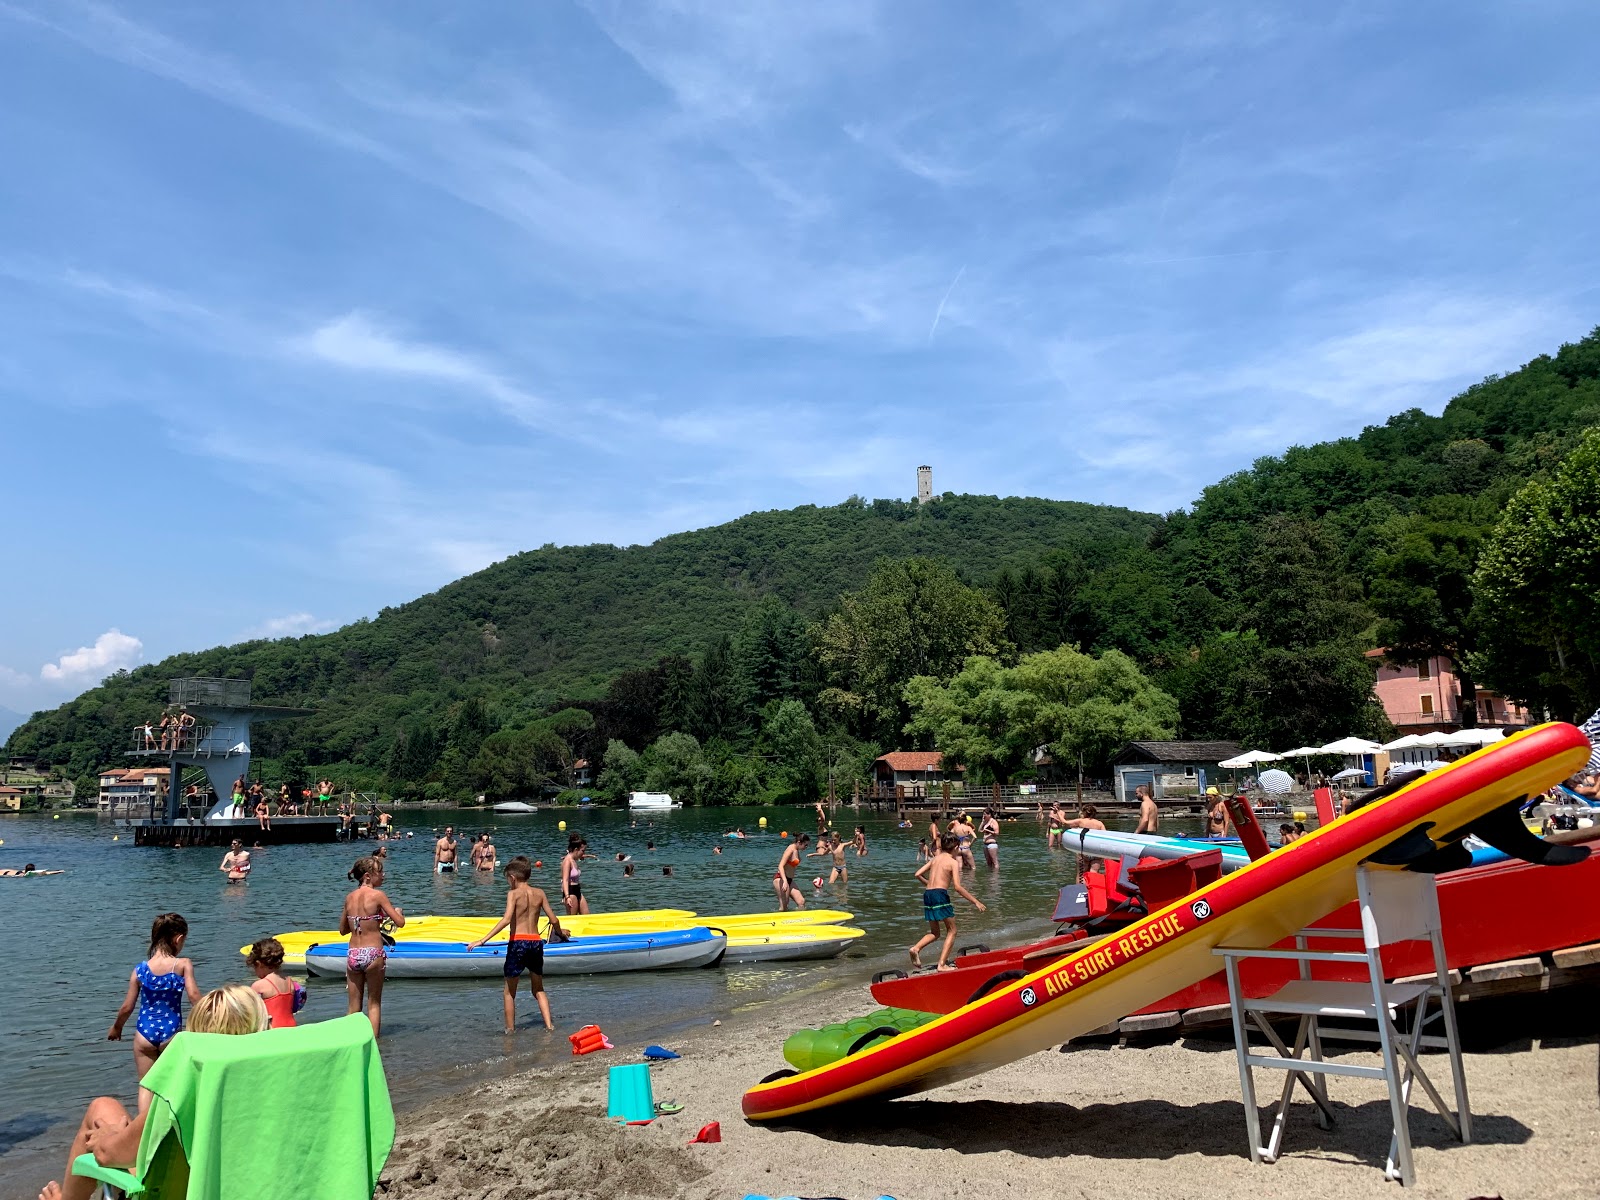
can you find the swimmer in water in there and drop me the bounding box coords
[219,840,252,882]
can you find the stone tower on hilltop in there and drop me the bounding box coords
[917,465,933,504]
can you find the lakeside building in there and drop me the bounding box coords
[1366,650,1530,734]
[874,751,961,796]
[1112,741,1241,804]
[0,786,22,812]
[98,767,172,811]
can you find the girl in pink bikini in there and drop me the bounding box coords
[339,856,404,1036]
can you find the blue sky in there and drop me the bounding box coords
[2,1,1598,716]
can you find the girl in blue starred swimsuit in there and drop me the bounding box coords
[107,913,202,1083]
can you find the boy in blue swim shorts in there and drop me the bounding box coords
[910,833,986,970]
[467,856,564,1031]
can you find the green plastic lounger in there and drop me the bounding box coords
[72,1013,394,1200]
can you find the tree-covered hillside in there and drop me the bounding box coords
[8,495,1156,793]
[11,326,1599,805]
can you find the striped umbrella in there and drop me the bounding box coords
[1581,709,1600,771]
[1257,768,1294,794]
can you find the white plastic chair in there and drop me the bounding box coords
[1214,866,1471,1186]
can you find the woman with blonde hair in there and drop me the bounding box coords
[39,986,266,1200]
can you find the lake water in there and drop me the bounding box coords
[0,803,1212,1189]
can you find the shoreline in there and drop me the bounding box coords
[379,981,1600,1200]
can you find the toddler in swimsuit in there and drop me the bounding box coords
[246,937,307,1028]
[107,912,202,1083]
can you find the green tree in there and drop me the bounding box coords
[815,557,1010,743]
[1473,427,1600,716]
[1164,631,1389,747]
[734,597,808,713]
[641,731,712,804]
[276,748,309,798]
[755,700,825,803]
[469,720,575,799]
[904,645,1178,783]
[690,635,741,744]
[1370,500,1491,723]
[656,655,695,735]
[596,738,643,801]
[448,697,495,763]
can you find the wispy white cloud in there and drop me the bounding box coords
[294,311,554,430]
[39,629,143,683]
[242,613,337,641]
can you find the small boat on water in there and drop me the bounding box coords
[303,926,727,978]
[627,790,677,810]
[491,801,538,814]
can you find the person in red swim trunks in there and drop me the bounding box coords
[468,856,564,1032]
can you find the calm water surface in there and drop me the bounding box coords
[0,803,1212,1188]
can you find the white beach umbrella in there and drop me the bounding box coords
[1279,746,1326,761]
[1331,767,1367,782]
[1318,736,1383,755]
[1219,749,1282,769]
[1257,768,1295,794]
[1382,733,1428,751]
[1416,731,1464,748]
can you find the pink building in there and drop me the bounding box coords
[1366,650,1529,734]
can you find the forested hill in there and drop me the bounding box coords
[11,325,1600,804]
[9,495,1158,786]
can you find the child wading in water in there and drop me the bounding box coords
[246,937,306,1028]
[910,834,985,970]
[467,856,564,1031]
[107,912,202,1083]
[340,855,405,1036]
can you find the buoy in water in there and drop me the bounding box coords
[534,860,543,867]
[53,814,60,820]
[780,831,788,839]
[758,816,767,828]
[558,820,567,831]
[1293,811,1307,821]
[112,836,119,841]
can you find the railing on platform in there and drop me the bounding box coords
[169,678,251,707]
[127,724,248,756]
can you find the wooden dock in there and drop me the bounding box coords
[125,815,359,847]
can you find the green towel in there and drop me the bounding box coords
[132,1013,394,1200]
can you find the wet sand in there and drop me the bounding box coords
[378,984,1599,1200]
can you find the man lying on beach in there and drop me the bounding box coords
[467,857,562,1032]
[911,833,985,970]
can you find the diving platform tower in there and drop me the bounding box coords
[121,677,327,845]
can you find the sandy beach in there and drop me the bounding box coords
[378,982,1598,1200]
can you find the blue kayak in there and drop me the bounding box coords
[303,926,727,978]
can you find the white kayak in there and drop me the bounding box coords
[1062,828,1252,872]
[303,927,727,978]
[721,926,866,963]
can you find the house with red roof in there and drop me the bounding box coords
[873,751,961,793]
